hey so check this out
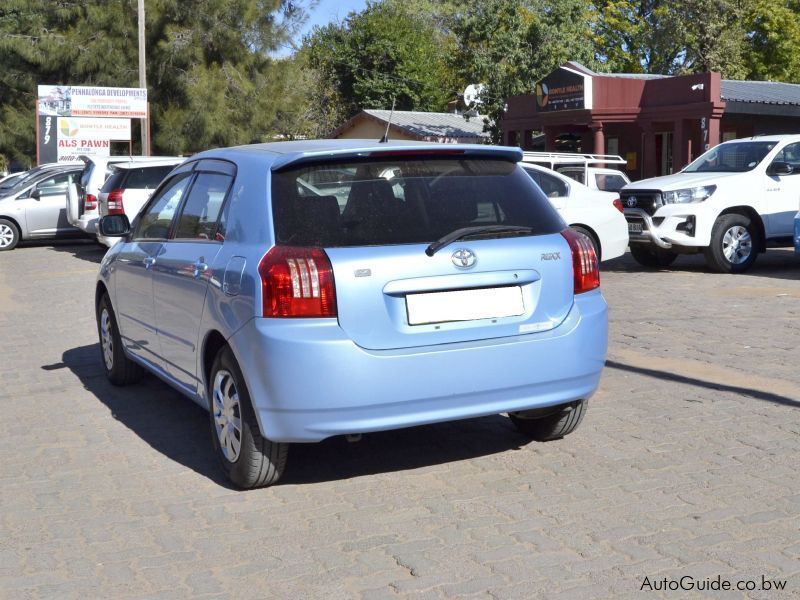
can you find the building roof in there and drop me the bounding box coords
[720,79,800,106]
[337,109,491,143]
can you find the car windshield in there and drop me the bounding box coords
[683,141,777,173]
[271,157,564,247]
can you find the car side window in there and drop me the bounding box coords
[133,174,192,240]
[36,172,74,195]
[772,142,800,173]
[537,171,568,198]
[172,172,233,241]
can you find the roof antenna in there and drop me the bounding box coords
[379,97,396,143]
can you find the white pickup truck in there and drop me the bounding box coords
[622,134,800,273]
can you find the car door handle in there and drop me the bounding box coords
[193,261,209,279]
[143,257,156,269]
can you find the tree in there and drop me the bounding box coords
[303,1,459,135]
[0,0,310,163]
[451,0,597,142]
[744,0,800,82]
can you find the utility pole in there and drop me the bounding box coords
[138,0,150,155]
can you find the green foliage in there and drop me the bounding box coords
[303,0,458,135]
[744,0,800,81]
[0,0,309,162]
[450,0,597,142]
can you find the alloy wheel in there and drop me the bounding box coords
[0,224,14,248]
[212,370,243,462]
[722,225,752,265]
[99,308,114,371]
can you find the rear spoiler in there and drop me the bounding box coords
[271,144,523,172]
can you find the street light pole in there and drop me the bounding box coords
[138,0,150,155]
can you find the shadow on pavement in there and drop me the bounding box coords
[45,344,530,488]
[44,240,107,264]
[602,248,800,280]
[606,360,800,409]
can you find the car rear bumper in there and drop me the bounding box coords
[75,212,98,235]
[229,289,608,442]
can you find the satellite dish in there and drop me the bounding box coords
[463,84,485,107]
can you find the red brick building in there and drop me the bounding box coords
[502,61,800,180]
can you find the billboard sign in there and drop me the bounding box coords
[37,85,147,118]
[536,68,587,112]
[38,117,133,163]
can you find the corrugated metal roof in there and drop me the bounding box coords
[363,110,490,141]
[721,79,800,106]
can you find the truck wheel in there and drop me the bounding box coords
[629,244,677,268]
[509,400,587,441]
[704,214,758,273]
[209,346,288,489]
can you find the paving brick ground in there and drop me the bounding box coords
[0,240,798,599]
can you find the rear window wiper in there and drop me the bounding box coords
[425,225,534,256]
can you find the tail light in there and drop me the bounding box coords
[107,189,125,215]
[84,193,98,211]
[612,198,624,213]
[258,246,337,317]
[561,229,600,294]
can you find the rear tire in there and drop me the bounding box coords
[209,346,288,489]
[629,244,677,268]
[704,213,758,273]
[509,400,587,441]
[0,218,19,251]
[96,294,145,385]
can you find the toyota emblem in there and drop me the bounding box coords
[626,196,637,208]
[451,248,477,269]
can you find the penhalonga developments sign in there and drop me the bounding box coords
[37,85,147,118]
[36,85,145,164]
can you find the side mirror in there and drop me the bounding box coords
[767,161,793,176]
[98,214,131,237]
[30,189,42,200]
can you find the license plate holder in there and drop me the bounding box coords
[628,222,643,234]
[406,286,524,326]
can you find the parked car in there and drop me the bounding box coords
[95,140,608,489]
[68,155,183,237]
[520,163,628,261]
[0,166,85,250]
[622,134,800,272]
[95,159,185,247]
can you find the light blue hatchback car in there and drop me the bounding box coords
[96,140,608,488]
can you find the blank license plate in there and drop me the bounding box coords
[406,287,524,326]
[628,222,643,234]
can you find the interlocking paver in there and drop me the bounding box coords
[1,241,799,597]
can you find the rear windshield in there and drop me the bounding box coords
[124,165,175,189]
[100,171,125,193]
[271,157,564,247]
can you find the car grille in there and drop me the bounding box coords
[622,190,662,215]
